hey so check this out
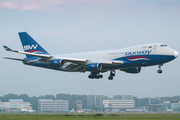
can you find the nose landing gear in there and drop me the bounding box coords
[157,64,163,74]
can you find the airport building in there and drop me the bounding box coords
[113,95,133,100]
[87,95,95,107]
[103,100,134,109]
[138,98,149,107]
[103,95,134,112]
[95,95,105,107]
[87,95,106,112]
[171,103,180,110]
[38,99,68,112]
[149,97,161,105]
[87,95,105,107]
[0,99,32,113]
[137,97,161,112]
[76,99,83,112]
[162,101,170,107]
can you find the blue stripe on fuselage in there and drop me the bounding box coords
[110,54,175,69]
[102,54,175,70]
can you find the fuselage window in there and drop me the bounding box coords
[160,45,167,47]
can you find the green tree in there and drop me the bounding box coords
[19,94,29,102]
[91,104,98,111]
[1,93,19,102]
[133,96,138,107]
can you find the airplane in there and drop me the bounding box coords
[21,108,36,113]
[3,32,179,80]
[165,107,173,113]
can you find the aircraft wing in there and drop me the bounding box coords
[3,46,124,71]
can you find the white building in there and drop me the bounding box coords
[171,103,180,110]
[38,99,68,112]
[103,100,134,109]
[0,99,32,113]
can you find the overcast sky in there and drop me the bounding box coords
[0,0,180,98]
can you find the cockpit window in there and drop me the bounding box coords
[160,45,167,47]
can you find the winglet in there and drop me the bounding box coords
[3,46,12,51]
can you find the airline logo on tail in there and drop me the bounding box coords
[24,44,38,50]
[23,44,44,53]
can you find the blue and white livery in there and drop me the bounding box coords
[3,32,179,80]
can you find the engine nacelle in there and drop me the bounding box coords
[49,59,65,67]
[87,63,102,71]
[124,67,141,73]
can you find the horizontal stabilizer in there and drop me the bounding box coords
[3,57,30,62]
[3,45,51,58]
[3,46,12,51]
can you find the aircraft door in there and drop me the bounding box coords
[153,45,157,49]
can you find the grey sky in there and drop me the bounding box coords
[0,0,180,98]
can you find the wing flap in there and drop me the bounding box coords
[59,57,87,64]
[72,65,84,71]
[63,63,85,72]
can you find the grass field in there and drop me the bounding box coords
[0,113,180,120]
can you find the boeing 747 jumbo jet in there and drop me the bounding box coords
[3,32,179,80]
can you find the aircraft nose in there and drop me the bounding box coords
[174,51,179,58]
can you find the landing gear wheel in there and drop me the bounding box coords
[88,72,103,79]
[157,70,162,74]
[88,75,94,79]
[108,76,113,80]
[99,75,103,78]
[95,76,99,79]
[108,70,116,80]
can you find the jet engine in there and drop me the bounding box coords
[87,63,102,71]
[49,59,65,67]
[123,67,141,73]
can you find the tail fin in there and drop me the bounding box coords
[18,32,49,58]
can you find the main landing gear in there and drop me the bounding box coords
[88,70,116,80]
[157,64,163,74]
[88,72,103,79]
[108,70,116,80]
